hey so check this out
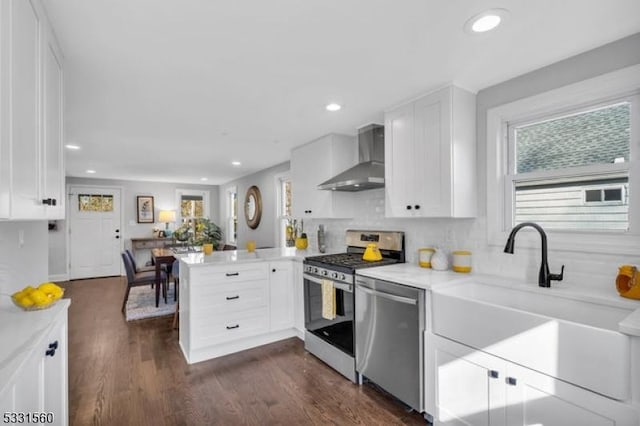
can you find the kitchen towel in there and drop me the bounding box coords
[321,279,336,320]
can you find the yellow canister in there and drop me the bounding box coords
[418,248,435,268]
[452,250,472,273]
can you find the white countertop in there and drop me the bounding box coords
[356,263,472,290]
[179,247,333,266]
[356,263,640,337]
[0,297,70,395]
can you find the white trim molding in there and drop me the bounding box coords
[486,64,640,255]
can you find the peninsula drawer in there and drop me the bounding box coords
[190,307,269,348]
[190,280,268,312]
[191,263,268,284]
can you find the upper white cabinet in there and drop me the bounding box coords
[0,0,65,220]
[384,85,476,218]
[291,133,357,218]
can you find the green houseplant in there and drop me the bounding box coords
[194,218,223,250]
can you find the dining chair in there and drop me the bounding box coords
[125,249,155,273]
[121,252,168,313]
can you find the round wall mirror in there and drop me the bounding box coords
[244,185,262,229]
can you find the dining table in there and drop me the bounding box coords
[151,247,177,307]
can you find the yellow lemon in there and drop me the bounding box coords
[39,283,63,300]
[22,285,35,295]
[16,295,35,308]
[12,289,25,299]
[28,289,51,307]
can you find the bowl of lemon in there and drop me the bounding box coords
[11,282,64,311]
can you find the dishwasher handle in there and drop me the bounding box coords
[356,285,417,305]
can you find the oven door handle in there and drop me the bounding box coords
[303,273,352,292]
[356,285,417,305]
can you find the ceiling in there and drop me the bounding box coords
[42,0,640,185]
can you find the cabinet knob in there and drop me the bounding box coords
[42,198,52,206]
[272,268,276,272]
[115,235,120,239]
[49,341,59,350]
[488,370,499,379]
[506,377,517,386]
[414,205,420,210]
[51,198,57,206]
[45,348,56,357]
[406,205,412,210]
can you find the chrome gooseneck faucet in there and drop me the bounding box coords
[504,222,564,288]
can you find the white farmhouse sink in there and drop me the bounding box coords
[431,279,634,400]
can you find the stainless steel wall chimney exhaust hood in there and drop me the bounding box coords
[318,124,385,191]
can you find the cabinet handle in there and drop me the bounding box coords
[488,370,499,379]
[49,341,59,350]
[506,377,517,386]
[406,205,412,210]
[226,295,240,300]
[225,272,239,277]
[226,324,240,330]
[42,198,51,206]
[45,348,56,357]
[414,205,420,210]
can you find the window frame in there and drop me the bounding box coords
[486,64,640,255]
[175,188,210,224]
[274,171,292,248]
[224,185,238,245]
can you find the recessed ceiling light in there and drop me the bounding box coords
[200,177,208,181]
[65,144,81,150]
[231,161,241,166]
[326,103,342,112]
[86,169,96,174]
[464,9,509,34]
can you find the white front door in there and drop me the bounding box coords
[69,186,122,279]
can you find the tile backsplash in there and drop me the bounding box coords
[303,189,639,295]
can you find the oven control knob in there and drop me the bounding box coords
[321,270,328,276]
[313,268,319,274]
[340,274,346,281]
[331,272,338,279]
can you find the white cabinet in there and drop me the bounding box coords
[292,261,305,335]
[291,133,357,218]
[0,0,65,220]
[269,261,294,331]
[179,260,299,364]
[0,304,69,426]
[384,85,476,218]
[429,333,637,426]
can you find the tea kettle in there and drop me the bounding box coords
[363,243,382,262]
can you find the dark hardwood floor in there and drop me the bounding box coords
[61,277,427,425]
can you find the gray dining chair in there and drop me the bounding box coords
[121,252,168,313]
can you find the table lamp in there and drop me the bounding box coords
[158,210,176,237]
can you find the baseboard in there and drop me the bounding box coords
[49,273,69,282]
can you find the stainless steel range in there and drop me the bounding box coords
[302,230,405,382]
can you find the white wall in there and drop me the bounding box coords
[48,177,220,279]
[304,33,640,295]
[219,161,290,250]
[0,221,48,298]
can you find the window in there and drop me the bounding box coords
[508,101,632,231]
[275,172,292,248]
[486,64,640,252]
[176,189,209,224]
[225,186,238,244]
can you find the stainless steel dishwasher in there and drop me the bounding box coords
[355,275,425,412]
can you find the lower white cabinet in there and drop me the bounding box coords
[0,305,68,426]
[179,260,299,364]
[429,333,637,426]
[292,261,305,335]
[269,261,294,331]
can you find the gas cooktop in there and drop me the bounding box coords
[305,252,400,271]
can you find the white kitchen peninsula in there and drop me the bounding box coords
[177,248,315,364]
